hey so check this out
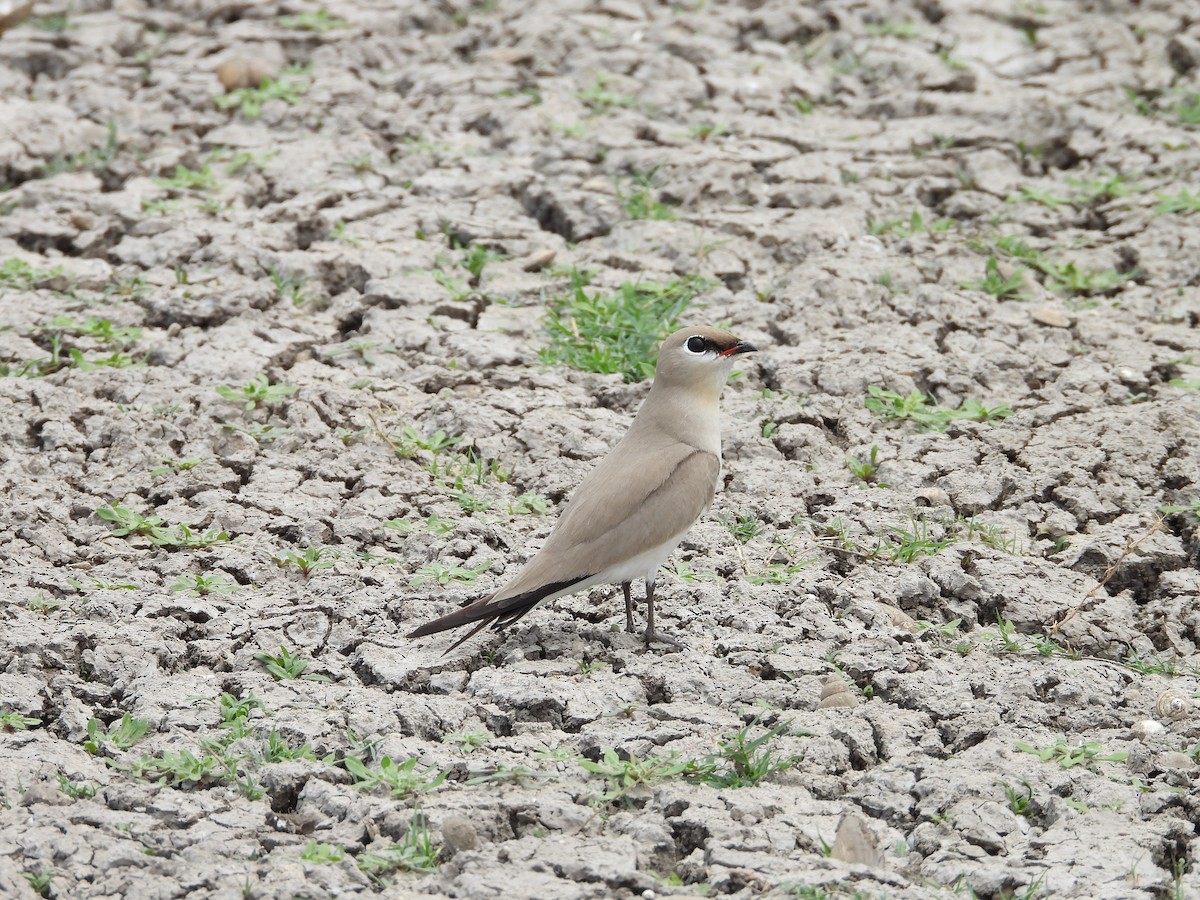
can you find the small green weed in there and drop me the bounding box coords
[868,210,955,238]
[22,871,52,897]
[95,503,230,549]
[221,421,290,444]
[577,74,636,114]
[214,67,309,118]
[84,713,149,753]
[409,560,491,587]
[963,256,1025,299]
[170,574,237,595]
[301,839,345,863]
[280,9,347,31]
[1154,190,1200,215]
[254,646,329,682]
[274,546,335,578]
[357,815,440,884]
[689,718,800,788]
[508,492,550,515]
[154,164,218,192]
[216,373,297,410]
[56,773,97,800]
[722,513,764,543]
[580,749,693,807]
[1,711,41,732]
[865,386,1011,431]
[345,755,447,799]
[1003,781,1035,817]
[0,258,64,290]
[846,445,885,485]
[270,268,310,306]
[1015,738,1128,769]
[541,276,708,382]
[149,456,209,477]
[130,749,220,788]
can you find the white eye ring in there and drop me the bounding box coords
[685,335,708,354]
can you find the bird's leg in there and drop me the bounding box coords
[642,578,685,649]
[622,581,636,633]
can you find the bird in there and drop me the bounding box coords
[406,325,757,652]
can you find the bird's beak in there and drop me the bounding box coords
[720,340,757,357]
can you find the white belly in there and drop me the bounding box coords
[536,532,685,606]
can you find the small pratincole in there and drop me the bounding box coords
[406,326,757,651]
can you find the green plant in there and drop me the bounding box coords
[1154,190,1200,215]
[846,446,885,485]
[867,210,955,238]
[1122,650,1181,677]
[83,713,149,753]
[460,243,504,286]
[22,870,52,896]
[260,729,333,764]
[580,749,693,806]
[456,492,493,512]
[66,575,138,593]
[1015,738,1128,769]
[388,425,463,475]
[497,491,545,517]
[214,66,309,118]
[963,256,1025,299]
[56,772,98,799]
[1003,780,1034,817]
[914,618,962,638]
[744,560,814,585]
[221,421,290,444]
[274,546,334,578]
[722,513,764,543]
[130,748,221,788]
[408,560,491,587]
[95,503,230,549]
[301,840,345,863]
[280,8,348,31]
[882,516,956,563]
[213,691,266,733]
[357,815,440,884]
[1160,499,1200,521]
[1174,93,1200,126]
[254,646,329,682]
[149,456,210,478]
[39,315,142,349]
[443,728,492,751]
[1,711,40,732]
[154,164,218,192]
[170,573,236,595]
[616,169,676,221]
[345,755,447,799]
[216,373,297,410]
[865,386,1012,431]
[689,718,800,788]
[0,257,64,290]
[385,513,456,536]
[577,74,636,113]
[541,276,708,382]
[270,268,310,306]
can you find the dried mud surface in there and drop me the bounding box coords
[1,1,1200,898]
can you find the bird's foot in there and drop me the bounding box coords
[642,628,687,651]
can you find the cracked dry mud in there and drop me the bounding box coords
[1,1,1199,898]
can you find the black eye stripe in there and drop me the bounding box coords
[686,335,707,353]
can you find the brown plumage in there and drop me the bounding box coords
[406,325,756,650]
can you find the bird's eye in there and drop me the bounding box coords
[685,335,707,354]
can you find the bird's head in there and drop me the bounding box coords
[653,326,757,400]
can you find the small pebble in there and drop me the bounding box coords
[217,56,276,92]
[441,815,480,853]
[1132,719,1165,740]
[1032,308,1071,328]
[819,675,859,709]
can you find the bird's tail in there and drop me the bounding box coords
[406,574,592,652]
